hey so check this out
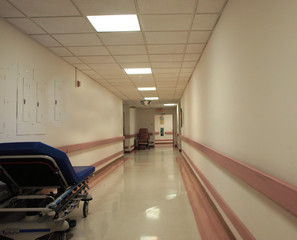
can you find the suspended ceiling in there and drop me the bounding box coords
[0,0,228,107]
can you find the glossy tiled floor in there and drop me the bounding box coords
[68,147,201,240]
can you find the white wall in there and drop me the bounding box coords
[181,0,297,239]
[0,19,123,167]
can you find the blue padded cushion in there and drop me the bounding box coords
[73,166,95,183]
[0,142,95,185]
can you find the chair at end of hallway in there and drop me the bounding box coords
[137,128,150,150]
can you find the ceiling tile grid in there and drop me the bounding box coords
[0,0,228,108]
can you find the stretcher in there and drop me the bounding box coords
[0,142,95,240]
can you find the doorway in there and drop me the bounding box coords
[154,114,173,146]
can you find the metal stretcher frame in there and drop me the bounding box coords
[0,142,95,240]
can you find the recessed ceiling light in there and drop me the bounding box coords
[138,87,156,91]
[164,103,177,106]
[124,68,152,74]
[87,15,140,32]
[145,97,159,100]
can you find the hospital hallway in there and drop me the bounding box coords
[69,146,202,240]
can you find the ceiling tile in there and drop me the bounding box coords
[182,62,197,68]
[145,32,188,44]
[79,56,115,64]
[181,67,194,73]
[4,0,226,105]
[186,44,205,53]
[7,18,46,34]
[155,77,178,81]
[156,79,177,84]
[153,68,180,74]
[63,57,83,64]
[192,14,219,30]
[154,73,179,78]
[179,76,190,81]
[157,87,175,92]
[88,63,121,70]
[114,55,149,63]
[184,53,200,61]
[107,45,147,55]
[100,73,127,78]
[140,14,192,31]
[9,0,80,17]
[157,82,176,87]
[73,63,91,70]
[53,33,102,46]
[137,0,196,14]
[95,68,124,74]
[133,81,155,87]
[179,72,191,78]
[49,47,73,56]
[67,46,109,56]
[110,82,134,87]
[141,92,159,97]
[107,78,130,83]
[82,69,99,75]
[197,0,227,13]
[151,62,182,68]
[31,34,61,47]
[99,32,145,45]
[33,17,94,34]
[147,45,185,54]
[73,0,136,15]
[188,31,211,43]
[150,54,183,62]
[0,0,24,17]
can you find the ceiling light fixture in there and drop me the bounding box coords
[87,14,140,32]
[164,103,177,106]
[138,87,156,91]
[124,68,152,74]
[145,97,159,100]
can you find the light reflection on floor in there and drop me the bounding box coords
[68,147,201,240]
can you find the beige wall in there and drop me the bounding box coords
[181,0,297,239]
[0,19,123,168]
[154,114,173,141]
[123,105,137,151]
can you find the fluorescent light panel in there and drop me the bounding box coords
[87,15,140,32]
[124,68,152,74]
[145,97,159,100]
[164,103,177,106]
[138,87,156,91]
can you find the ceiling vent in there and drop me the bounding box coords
[140,100,151,106]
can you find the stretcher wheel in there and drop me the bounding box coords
[58,232,67,240]
[83,201,89,217]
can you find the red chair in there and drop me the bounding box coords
[137,128,150,150]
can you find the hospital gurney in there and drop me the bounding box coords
[0,142,95,240]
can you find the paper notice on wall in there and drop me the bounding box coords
[160,116,164,125]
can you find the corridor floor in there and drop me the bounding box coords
[68,147,201,240]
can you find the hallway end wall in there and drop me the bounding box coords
[180,0,297,239]
[136,108,177,146]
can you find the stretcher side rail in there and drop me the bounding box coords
[0,155,69,193]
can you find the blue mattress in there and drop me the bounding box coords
[0,142,95,185]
